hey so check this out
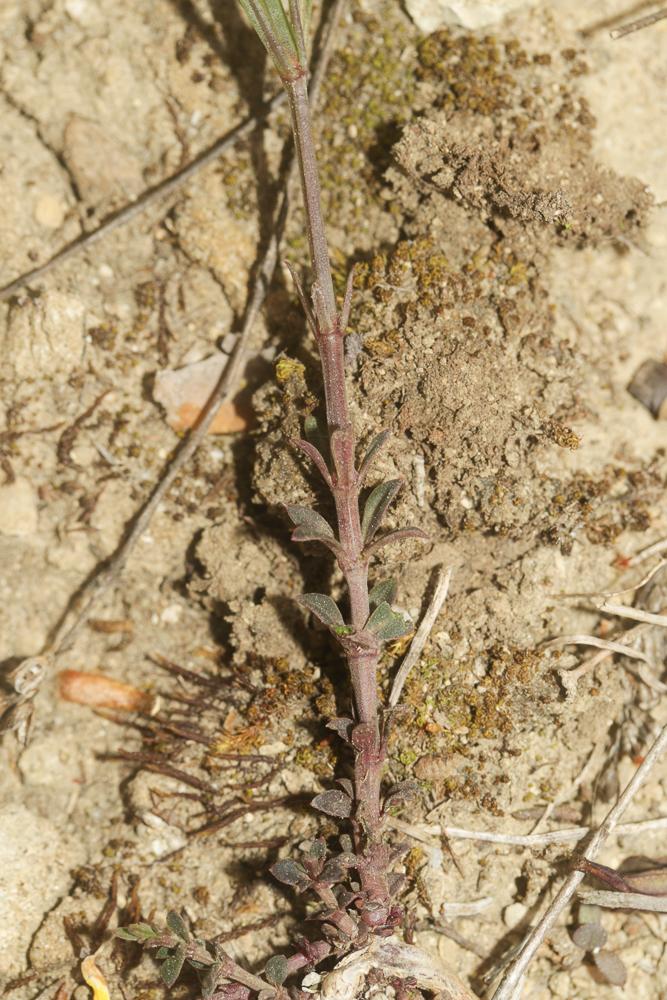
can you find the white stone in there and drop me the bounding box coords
[160,603,183,624]
[503,901,528,928]
[405,0,535,32]
[0,478,38,537]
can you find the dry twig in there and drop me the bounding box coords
[389,566,452,708]
[490,722,667,1000]
[0,94,286,301]
[390,815,667,849]
[578,887,667,912]
[611,7,667,37]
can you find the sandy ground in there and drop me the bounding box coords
[1,1,666,998]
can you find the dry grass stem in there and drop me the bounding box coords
[391,815,667,849]
[490,721,667,1000]
[0,94,286,302]
[627,537,667,566]
[389,565,453,708]
[611,7,667,37]
[598,601,667,628]
[545,634,650,662]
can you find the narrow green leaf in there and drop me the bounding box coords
[365,601,412,642]
[116,922,157,942]
[368,578,397,609]
[166,911,189,941]
[298,593,344,627]
[357,430,390,486]
[361,479,402,542]
[286,504,335,541]
[115,928,139,942]
[293,438,332,488]
[237,0,300,77]
[160,944,186,987]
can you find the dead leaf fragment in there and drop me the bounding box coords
[58,670,154,713]
[153,353,251,434]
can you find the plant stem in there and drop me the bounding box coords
[284,70,382,831]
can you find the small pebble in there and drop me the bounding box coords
[503,902,528,928]
[160,603,183,624]
[34,194,66,229]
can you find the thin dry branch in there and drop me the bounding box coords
[598,600,667,628]
[578,887,667,912]
[627,536,667,566]
[490,722,667,1000]
[389,565,452,708]
[544,634,650,662]
[0,94,286,301]
[390,815,667,849]
[45,0,345,656]
[611,7,667,37]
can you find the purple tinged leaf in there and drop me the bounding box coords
[270,859,310,887]
[337,777,354,798]
[365,601,412,642]
[384,780,420,811]
[305,838,326,860]
[593,950,627,987]
[319,860,345,884]
[572,923,607,951]
[364,526,429,559]
[336,852,358,868]
[361,479,402,543]
[286,504,335,541]
[369,578,397,609]
[623,866,667,896]
[326,717,354,741]
[312,789,353,818]
[293,439,333,489]
[357,430,390,487]
[298,593,344,627]
[264,955,289,987]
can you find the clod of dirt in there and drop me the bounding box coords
[3,291,85,378]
